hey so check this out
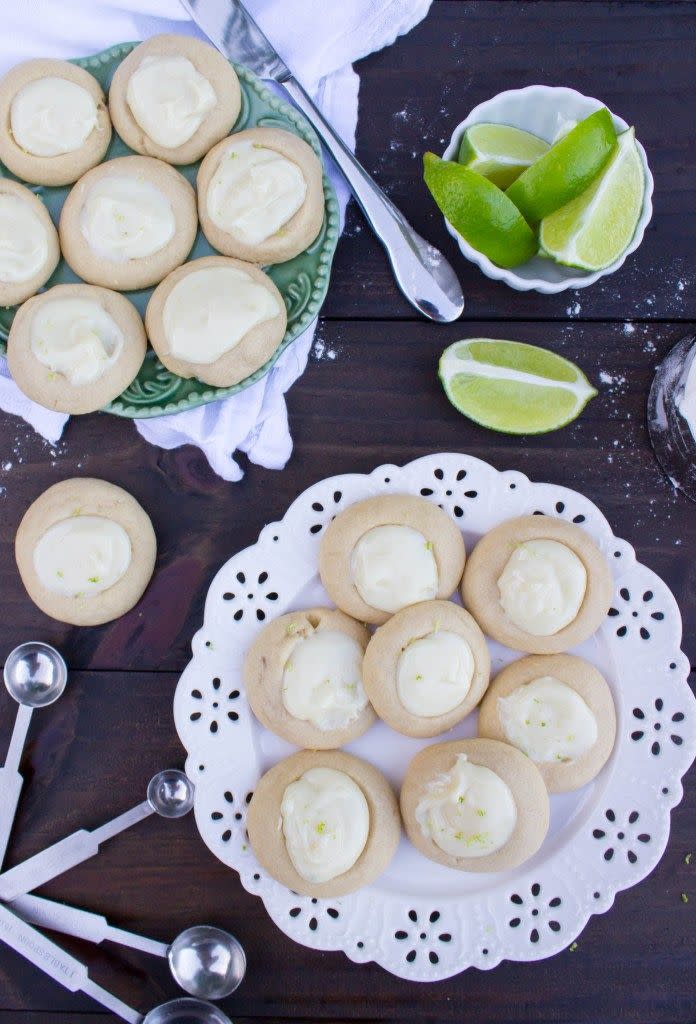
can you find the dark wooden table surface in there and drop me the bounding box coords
[0,2,694,1022]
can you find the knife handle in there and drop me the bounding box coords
[282,76,464,324]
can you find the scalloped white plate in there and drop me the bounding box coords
[441,85,654,293]
[174,454,694,981]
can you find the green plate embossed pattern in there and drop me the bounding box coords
[0,42,340,418]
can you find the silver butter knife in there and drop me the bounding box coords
[180,0,465,322]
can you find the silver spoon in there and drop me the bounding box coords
[0,769,194,901]
[0,642,68,868]
[142,998,233,1024]
[180,0,465,324]
[648,332,696,502]
[0,901,233,1024]
[12,895,246,998]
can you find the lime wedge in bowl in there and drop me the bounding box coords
[439,338,597,434]
[506,108,617,223]
[423,153,537,268]
[457,123,550,189]
[539,128,645,271]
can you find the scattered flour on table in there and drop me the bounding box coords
[566,301,582,316]
[312,336,338,362]
[623,322,636,335]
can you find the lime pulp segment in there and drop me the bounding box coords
[439,338,597,435]
[539,128,645,271]
[457,123,550,189]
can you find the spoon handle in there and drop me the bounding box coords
[281,76,465,323]
[0,704,34,869]
[0,902,142,1023]
[0,800,153,900]
[12,893,169,957]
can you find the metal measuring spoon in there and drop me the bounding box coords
[142,998,233,1024]
[0,642,67,867]
[0,769,194,901]
[12,895,246,999]
[0,902,234,1024]
[648,333,696,503]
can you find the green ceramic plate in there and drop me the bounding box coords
[0,42,340,418]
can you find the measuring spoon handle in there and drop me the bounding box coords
[0,705,34,868]
[0,800,152,900]
[0,902,142,1023]
[12,893,169,957]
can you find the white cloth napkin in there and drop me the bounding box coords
[0,0,431,480]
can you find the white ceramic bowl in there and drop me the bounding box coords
[441,84,654,293]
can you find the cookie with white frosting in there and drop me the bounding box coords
[0,59,111,186]
[145,255,287,387]
[319,494,466,626]
[478,654,616,792]
[15,478,156,626]
[108,34,241,166]
[59,155,197,290]
[244,607,375,749]
[246,749,400,897]
[462,516,613,654]
[0,179,60,307]
[362,600,490,738]
[7,283,146,414]
[400,738,549,872]
[197,126,325,264]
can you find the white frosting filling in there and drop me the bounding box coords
[11,76,98,157]
[415,753,517,859]
[79,175,175,262]
[30,297,124,385]
[33,515,132,597]
[351,525,438,614]
[498,675,598,764]
[678,354,696,441]
[396,630,474,717]
[126,56,216,149]
[162,265,279,365]
[0,194,49,283]
[280,767,369,883]
[207,140,307,245]
[282,628,367,732]
[497,539,587,636]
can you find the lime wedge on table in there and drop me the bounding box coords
[439,338,597,435]
[540,128,645,271]
[458,123,550,189]
[423,153,536,268]
[506,108,617,223]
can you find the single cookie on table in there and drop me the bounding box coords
[400,738,549,873]
[108,34,241,166]
[362,600,490,738]
[145,255,287,388]
[246,749,400,898]
[244,607,375,750]
[0,59,111,186]
[15,478,156,626]
[197,126,325,265]
[59,155,197,290]
[477,654,616,793]
[0,179,60,307]
[461,515,613,654]
[318,494,466,626]
[7,283,146,414]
